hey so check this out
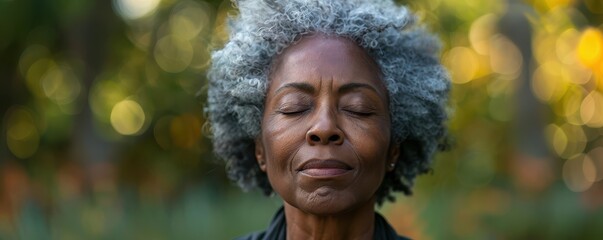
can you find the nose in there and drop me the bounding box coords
[306,108,344,145]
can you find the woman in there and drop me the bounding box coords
[206,0,450,239]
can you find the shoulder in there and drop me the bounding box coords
[234,231,266,240]
[374,211,413,240]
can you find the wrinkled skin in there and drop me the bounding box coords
[254,34,400,239]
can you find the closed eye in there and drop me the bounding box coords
[277,109,308,115]
[346,111,374,117]
[342,107,375,117]
[276,104,311,115]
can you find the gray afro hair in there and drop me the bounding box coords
[206,0,450,204]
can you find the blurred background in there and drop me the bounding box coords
[1,0,603,239]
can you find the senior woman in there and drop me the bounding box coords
[206,0,450,239]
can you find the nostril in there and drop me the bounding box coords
[328,135,340,142]
[310,135,320,142]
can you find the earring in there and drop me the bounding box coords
[389,163,395,169]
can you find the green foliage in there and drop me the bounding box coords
[1,0,603,239]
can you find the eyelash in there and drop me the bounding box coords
[277,108,374,117]
[343,109,374,117]
[276,105,311,115]
[277,109,308,115]
[276,101,376,117]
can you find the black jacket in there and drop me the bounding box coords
[235,207,411,240]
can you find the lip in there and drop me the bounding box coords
[297,159,353,177]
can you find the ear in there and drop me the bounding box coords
[255,136,267,172]
[387,141,400,172]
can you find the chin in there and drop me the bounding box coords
[291,187,363,216]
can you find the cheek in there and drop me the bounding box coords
[345,118,392,168]
[346,118,391,149]
[261,115,306,170]
[260,115,307,200]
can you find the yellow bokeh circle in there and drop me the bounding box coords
[577,28,603,69]
[110,99,146,135]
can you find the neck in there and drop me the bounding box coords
[284,200,376,240]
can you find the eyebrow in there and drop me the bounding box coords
[338,82,380,95]
[273,82,381,96]
[274,82,315,94]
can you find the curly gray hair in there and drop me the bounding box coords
[206,0,450,204]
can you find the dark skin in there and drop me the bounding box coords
[255,34,400,240]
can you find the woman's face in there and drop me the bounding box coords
[255,35,399,215]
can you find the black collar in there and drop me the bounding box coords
[236,206,411,240]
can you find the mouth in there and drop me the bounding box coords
[297,159,353,177]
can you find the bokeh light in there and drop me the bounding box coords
[555,28,580,65]
[110,99,146,135]
[532,61,568,103]
[41,64,81,106]
[4,106,40,159]
[489,34,522,76]
[577,28,603,69]
[560,87,584,125]
[113,0,161,20]
[89,79,129,123]
[154,35,194,73]
[169,1,211,40]
[444,47,480,84]
[469,14,498,55]
[580,90,603,127]
[563,154,594,192]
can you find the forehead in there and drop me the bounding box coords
[269,34,386,92]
